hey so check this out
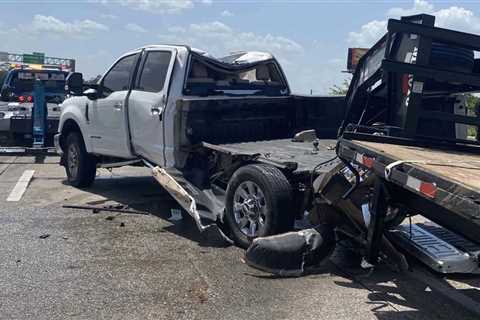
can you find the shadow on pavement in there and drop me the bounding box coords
[63,174,231,249]
[63,174,479,320]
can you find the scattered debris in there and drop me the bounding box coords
[245,225,335,277]
[189,280,209,304]
[16,259,21,263]
[119,222,125,227]
[168,208,183,221]
[63,204,148,215]
[105,216,116,221]
[39,234,50,239]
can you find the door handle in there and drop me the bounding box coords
[113,102,123,110]
[151,106,162,115]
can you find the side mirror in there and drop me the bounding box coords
[83,88,99,100]
[66,72,84,95]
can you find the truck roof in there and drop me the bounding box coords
[128,44,276,64]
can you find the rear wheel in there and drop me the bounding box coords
[224,164,294,249]
[64,131,96,188]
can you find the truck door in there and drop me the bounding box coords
[128,48,177,165]
[90,53,140,158]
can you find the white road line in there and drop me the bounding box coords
[6,170,35,202]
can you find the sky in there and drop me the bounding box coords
[1,0,480,94]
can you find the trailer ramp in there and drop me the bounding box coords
[390,221,480,274]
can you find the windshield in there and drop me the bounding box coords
[185,59,288,97]
[10,70,67,95]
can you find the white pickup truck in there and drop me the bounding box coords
[55,45,345,247]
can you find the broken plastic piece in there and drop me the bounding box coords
[292,129,318,142]
[168,208,183,222]
[244,225,336,277]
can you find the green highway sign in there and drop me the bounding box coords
[23,52,45,64]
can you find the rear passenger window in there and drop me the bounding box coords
[136,51,172,92]
[102,54,138,94]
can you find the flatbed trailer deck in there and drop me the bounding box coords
[337,138,480,245]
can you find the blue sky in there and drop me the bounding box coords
[1,0,480,94]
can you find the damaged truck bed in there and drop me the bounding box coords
[202,138,338,173]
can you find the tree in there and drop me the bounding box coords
[329,79,351,95]
[85,75,102,84]
[465,93,479,139]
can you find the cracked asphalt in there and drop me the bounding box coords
[0,155,478,320]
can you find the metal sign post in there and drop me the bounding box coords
[32,79,46,148]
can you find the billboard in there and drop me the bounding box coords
[347,48,369,73]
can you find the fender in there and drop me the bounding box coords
[58,96,94,153]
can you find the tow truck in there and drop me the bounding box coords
[334,14,480,273]
[0,52,75,147]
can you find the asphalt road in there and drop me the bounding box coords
[0,155,478,320]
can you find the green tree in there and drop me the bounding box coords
[329,79,351,95]
[465,94,479,138]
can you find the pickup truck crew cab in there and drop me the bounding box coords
[56,45,346,247]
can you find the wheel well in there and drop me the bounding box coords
[60,119,82,149]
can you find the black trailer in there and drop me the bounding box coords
[337,14,480,268]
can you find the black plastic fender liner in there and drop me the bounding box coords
[244,225,336,277]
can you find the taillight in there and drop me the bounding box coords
[27,95,33,102]
[18,96,25,103]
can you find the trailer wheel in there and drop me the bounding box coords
[225,164,294,249]
[64,131,96,188]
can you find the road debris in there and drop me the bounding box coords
[63,204,149,215]
[245,225,335,277]
[168,208,183,221]
[39,234,50,239]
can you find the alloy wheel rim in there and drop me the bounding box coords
[233,181,268,237]
[67,144,79,178]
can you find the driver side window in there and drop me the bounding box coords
[101,54,138,96]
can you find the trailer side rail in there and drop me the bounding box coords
[337,138,480,243]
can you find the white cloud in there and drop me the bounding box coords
[200,0,212,5]
[189,21,232,35]
[387,0,434,17]
[113,0,194,14]
[348,0,480,47]
[28,14,109,37]
[167,26,186,33]
[159,21,303,55]
[221,10,233,17]
[347,20,386,47]
[100,13,117,19]
[125,23,147,33]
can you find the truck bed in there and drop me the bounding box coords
[203,138,338,173]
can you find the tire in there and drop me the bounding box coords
[64,131,96,188]
[224,164,294,249]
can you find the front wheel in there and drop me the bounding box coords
[224,164,294,249]
[64,131,96,188]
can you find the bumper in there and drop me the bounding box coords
[0,118,11,132]
[54,133,63,155]
[0,117,59,134]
